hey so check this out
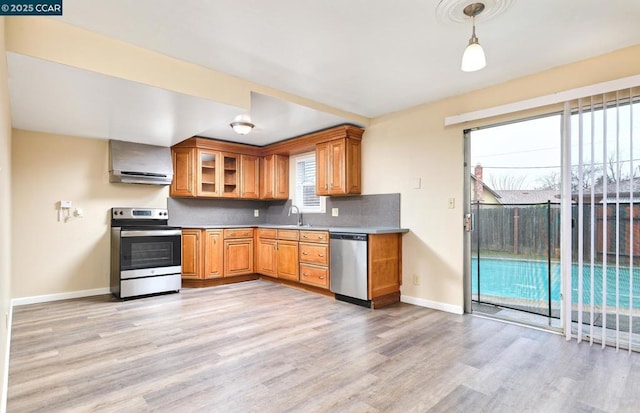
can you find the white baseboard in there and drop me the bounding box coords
[11,288,111,307]
[1,302,12,413]
[401,295,464,315]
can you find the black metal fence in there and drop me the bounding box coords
[471,201,561,318]
[472,201,640,319]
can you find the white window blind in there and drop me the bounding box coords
[564,86,640,352]
[294,153,324,213]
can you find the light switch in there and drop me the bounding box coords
[254,209,260,217]
[412,178,422,190]
[332,208,339,217]
[448,198,455,209]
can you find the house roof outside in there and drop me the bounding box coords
[496,190,561,205]
[470,174,502,201]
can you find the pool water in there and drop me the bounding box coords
[472,257,640,309]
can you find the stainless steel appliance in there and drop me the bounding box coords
[330,232,370,307]
[110,207,182,299]
[109,140,173,185]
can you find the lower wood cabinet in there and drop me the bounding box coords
[300,263,329,289]
[276,240,299,281]
[368,233,402,307]
[223,228,254,276]
[299,230,330,289]
[181,229,201,279]
[256,236,277,277]
[183,225,402,307]
[256,228,300,281]
[181,229,223,280]
[204,230,224,278]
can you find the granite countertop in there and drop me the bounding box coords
[179,224,409,234]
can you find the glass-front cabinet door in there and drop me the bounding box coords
[221,152,239,197]
[197,149,220,197]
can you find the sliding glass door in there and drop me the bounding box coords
[465,115,562,328]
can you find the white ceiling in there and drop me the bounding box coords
[7,53,357,147]
[7,0,640,146]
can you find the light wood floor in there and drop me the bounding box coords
[8,280,640,412]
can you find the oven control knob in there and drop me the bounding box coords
[119,211,124,215]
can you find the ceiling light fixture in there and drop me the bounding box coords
[461,2,486,72]
[230,114,255,135]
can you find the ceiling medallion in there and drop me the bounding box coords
[435,0,514,24]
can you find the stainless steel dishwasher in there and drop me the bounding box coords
[330,232,370,307]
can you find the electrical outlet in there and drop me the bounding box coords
[60,200,72,208]
[254,209,259,217]
[332,208,339,217]
[413,274,420,286]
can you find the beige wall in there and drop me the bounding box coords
[362,44,640,312]
[0,16,11,410]
[11,130,168,298]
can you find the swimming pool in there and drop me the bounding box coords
[472,257,640,309]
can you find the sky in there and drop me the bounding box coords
[470,102,640,191]
[470,114,562,190]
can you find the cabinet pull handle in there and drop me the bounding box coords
[303,272,309,276]
[303,235,308,238]
[318,253,324,257]
[302,251,309,255]
[319,276,324,280]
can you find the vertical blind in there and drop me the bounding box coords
[564,87,640,351]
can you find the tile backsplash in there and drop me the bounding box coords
[168,193,400,228]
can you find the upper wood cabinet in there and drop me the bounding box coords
[197,149,220,197]
[240,154,260,199]
[260,154,289,200]
[171,125,363,199]
[170,148,260,199]
[220,152,239,198]
[171,147,196,197]
[316,137,361,196]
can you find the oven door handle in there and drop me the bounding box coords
[120,229,182,237]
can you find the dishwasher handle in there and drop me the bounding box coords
[330,233,367,241]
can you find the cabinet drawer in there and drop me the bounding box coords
[299,243,329,265]
[300,264,329,289]
[224,228,254,239]
[299,230,329,243]
[277,229,299,241]
[258,228,277,239]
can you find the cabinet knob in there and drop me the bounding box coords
[318,253,324,257]
[319,276,324,280]
[303,272,309,276]
[302,251,309,255]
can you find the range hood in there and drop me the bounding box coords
[109,140,173,185]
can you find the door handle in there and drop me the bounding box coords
[464,213,473,232]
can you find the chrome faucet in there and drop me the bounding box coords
[288,204,303,226]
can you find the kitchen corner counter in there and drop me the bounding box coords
[177,224,409,234]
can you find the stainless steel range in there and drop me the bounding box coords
[110,207,182,299]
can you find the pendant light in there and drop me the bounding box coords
[461,2,486,72]
[230,114,255,135]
